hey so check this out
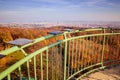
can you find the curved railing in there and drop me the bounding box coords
[0,28,120,80]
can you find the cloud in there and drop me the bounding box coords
[31,0,69,4]
[67,5,81,8]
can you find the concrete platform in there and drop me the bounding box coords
[81,66,120,80]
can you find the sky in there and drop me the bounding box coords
[0,0,120,23]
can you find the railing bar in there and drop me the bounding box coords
[64,41,68,80]
[74,39,76,73]
[88,37,91,66]
[76,66,104,80]
[99,36,102,63]
[117,35,120,63]
[117,35,120,62]
[91,36,94,66]
[78,38,81,71]
[65,29,102,34]
[46,50,48,80]
[0,29,118,80]
[7,74,11,80]
[71,39,74,75]
[77,38,79,72]
[101,29,106,67]
[110,34,114,62]
[40,52,43,80]
[18,66,22,80]
[107,35,111,65]
[60,43,63,80]
[55,46,57,80]
[97,36,99,63]
[68,33,71,38]
[112,35,117,64]
[94,36,96,64]
[56,45,59,80]
[67,40,70,77]
[90,36,92,66]
[65,33,120,43]
[118,35,120,58]
[0,32,119,57]
[69,40,71,76]
[33,56,37,80]
[27,60,30,80]
[75,39,78,72]
[1,32,120,56]
[51,47,54,80]
[49,48,52,80]
[84,37,88,68]
[81,38,84,69]
[86,37,89,67]
[97,35,100,63]
[105,35,109,65]
[67,63,102,80]
[100,36,103,63]
[77,39,79,72]
[21,34,54,48]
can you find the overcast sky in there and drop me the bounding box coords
[0,0,120,23]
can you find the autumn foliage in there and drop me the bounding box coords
[0,26,120,79]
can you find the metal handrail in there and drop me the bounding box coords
[0,28,120,80]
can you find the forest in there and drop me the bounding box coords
[0,26,120,79]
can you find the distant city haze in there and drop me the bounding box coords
[0,0,120,23]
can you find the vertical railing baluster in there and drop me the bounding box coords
[7,74,11,80]
[118,35,120,63]
[84,37,87,68]
[86,37,89,67]
[75,39,78,72]
[46,50,48,80]
[71,39,74,75]
[101,29,105,67]
[51,47,54,80]
[67,33,71,78]
[98,36,102,63]
[27,60,30,80]
[74,39,76,73]
[91,36,94,66]
[93,36,96,64]
[78,38,81,71]
[60,43,63,80]
[106,35,109,65]
[64,33,67,80]
[88,36,91,66]
[110,33,113,63]
[95,36,98,64]
[18,66,22,80]
[67,40,70,78]
[40,52,43,80]
[81,38,84,69]
[34,56,37,80]
[56,45,59,80]
[117,35,120,64]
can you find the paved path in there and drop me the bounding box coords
[81,66,120,80]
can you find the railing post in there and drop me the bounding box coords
[63,32,67,80]
[101,28,106,68]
